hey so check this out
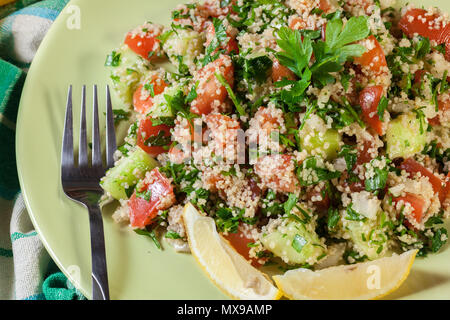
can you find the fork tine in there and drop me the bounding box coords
[78,85,88,168]
[61,85,74,170]
[92,85,102,168]
[105,85,117,168]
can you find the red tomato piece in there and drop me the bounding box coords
[289,16,306,30]
[129,168,175,228]
[443,173,450,208]
[429,96,450,125]
[400,9,450,61]
[168,144,191,164]
[393,193,426,225]
[198,0,235,18]
[399,158,444,202]
[354,35,387,75]
[318,0,331,12]
[204,113,240,131]
[253,106,283,134]
[271,59,296,82]
[399,9,446,43]
[254,154,298,193]
[306,186,330,211]
[414,70,426,84]
[356,140,377,165]
[124,26,162,61]
[190,56,234,115]
[223,226,262,267]
[133,75,168,114]
[204,113,240,152]
[136,118,173,157]
[358,85,384,135]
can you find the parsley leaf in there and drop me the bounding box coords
[144,130,171,147]
[201,18,227,66]
[134,229,161,250]
[276,27,313,78]
[377,96,388,121]
[327,207,340,230]
[297,156,342,186]
[105,51,121,67]
[215,72,246,116]
[165,230,182,239]
[292,234,307,253]
[112,109,130,124]
[345,204,367,222]
[338,145,357,171]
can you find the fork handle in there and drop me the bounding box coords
[87,204,110,300]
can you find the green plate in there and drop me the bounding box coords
[16,0,450,299]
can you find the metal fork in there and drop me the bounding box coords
[61,85,116,300]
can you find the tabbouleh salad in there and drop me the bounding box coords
[101,0,450,270]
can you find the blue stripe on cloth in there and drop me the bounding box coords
[9,7,60,21]
[0,247,13,257]
[22,293,46,300]
[11,231,38,242]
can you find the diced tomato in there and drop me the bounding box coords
[190,56,234,115]
[204,21,239,54]
[414,70,426,84]
[289,16,306,30]
[271,59,296,82]
[136,118,173,157]
[392,193,426,225]
[205,113,240,130]
[254,154,298,193]
[354,35,387,75]
[339,170,365,192]
[399,158,444,202]
[129,168,175,228]
[318,0,331,12]
[222,226,262,267]
[133,75,168,114]
[124,27,162,61]
[443,173,450,207]
[198,0,235,18]
[358,85,385,135]
[253,106,283,134]
[356,140,377,165]
[400,8,450,61]
[399,9,448,44]
[168,144,190,164]
[344,0,373,13]
[446,42,450,61]
[306,186,330,211]
[429,96,450,125]
[204,113,240,152]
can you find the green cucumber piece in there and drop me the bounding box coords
[386,113,427,159]
[107,45,150,105]
[100,147,158,200]
[261,219,325,265]
[300,117,342,160]
[343,215,389,260]
[162,29,204,72]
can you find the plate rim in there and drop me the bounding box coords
[15,0,450,300]
[15,0,91,299]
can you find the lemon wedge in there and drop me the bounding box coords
[182,202,282,300]
[273,249,417,300]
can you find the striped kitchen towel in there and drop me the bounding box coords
[0,0,85,300]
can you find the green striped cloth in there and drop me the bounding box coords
[0,0,85,300]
